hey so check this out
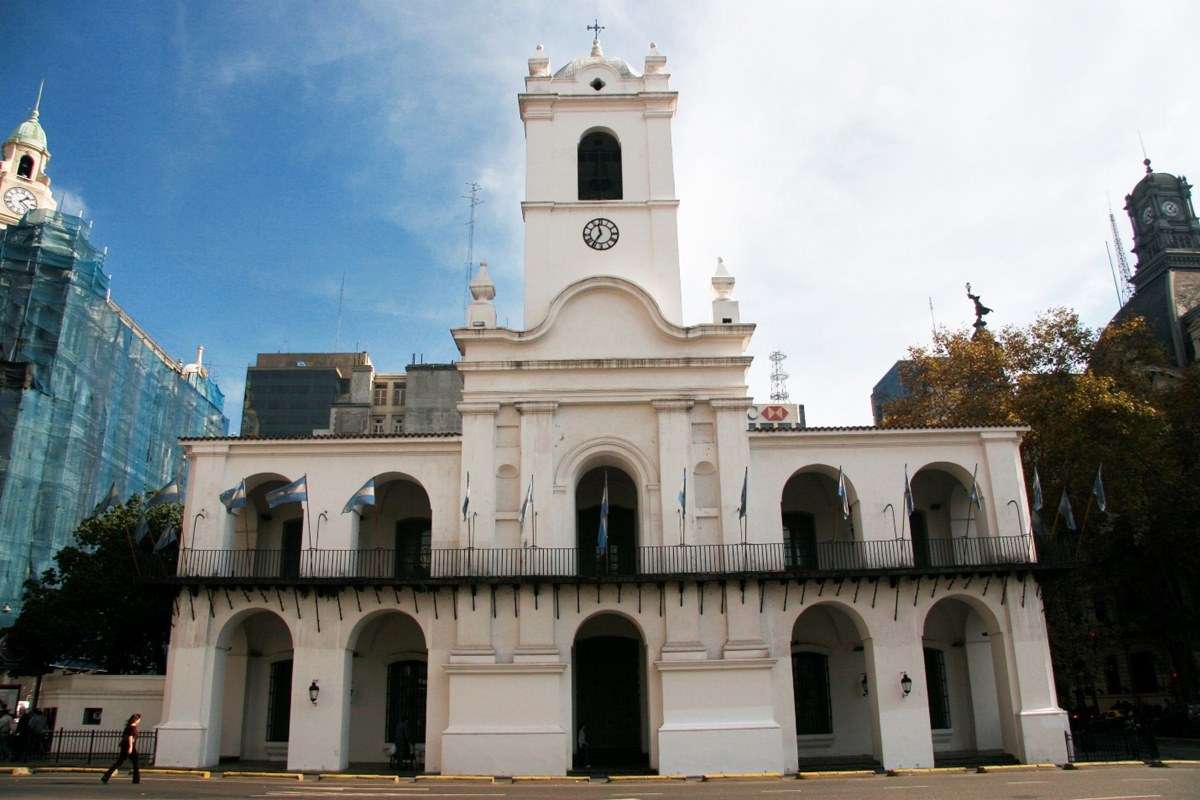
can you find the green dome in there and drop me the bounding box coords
[5,114,47,150]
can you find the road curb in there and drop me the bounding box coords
[702,772,785,781]
[888,767,973,776]
[797,769,879,779]
[512,775,590,782]
[31,767,106,774]
[607,774,687,782]
[142,768,212,778]
[414,774,495,783]
[222,770,305,780]
[1062,760,1146,770]
[317,773,399,782]
[1159,759,1200,767]
[1,767,32,776]
[977,763,1056,773]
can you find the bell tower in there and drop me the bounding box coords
[0,83,57,229]
[519,31,681,327]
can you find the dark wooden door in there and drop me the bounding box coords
[909,511,931,568]
[782,512,818,569]
[574,636,645,767]
[577,506,637,576]
[394,517,431,578]
[280,519,303,578]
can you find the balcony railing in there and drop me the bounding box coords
[168,534,1065,582]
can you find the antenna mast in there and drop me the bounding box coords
[463,182,484,310]
[769,350,790,403]
[333,269,346,351]
[1108,202,1133,304]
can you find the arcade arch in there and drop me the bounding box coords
[232,473,304,579]
[347,611,428,770]
[780,466,863,569]
[571,612,648,770]
[909,463,989,568]
[357,473,432,578]
[210,610,295,763]
[575,466,638,577]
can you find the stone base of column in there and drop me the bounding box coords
[722,638,769,659]
[153,722,211,768]
[1016,707,1069,764]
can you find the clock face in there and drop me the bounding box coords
[582,218,619,251]
[1141,205,1154,225]
[1161,200,1181,218]
[3,187,37,215]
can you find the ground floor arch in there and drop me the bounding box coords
[347,610,429,769]
[211,610,295,763]
[788,602,881,767]
[571,612,648,770]
[921,595,1015,760]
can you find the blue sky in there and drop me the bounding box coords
[3,1,1197,431]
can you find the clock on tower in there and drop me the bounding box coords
[0,83,58,229]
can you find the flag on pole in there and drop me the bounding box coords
[519,475,534,524]
[147,479,181,508]
[737,467,749,520]
[1031,468,1044,512]
[1058,489,1077,533]
[266,475,308,509]
[1092,466,1106,513]
[597,471,610,554]
[342,478,376,514]
[678,468,687,516]
[92,482,120,516]
[462,472,471,521]
[154,524,178,552]
[968,468,983,510]
[903,465,915,517]
[220,480,248,514]
[133,514,150,544]
[836,466,850,520]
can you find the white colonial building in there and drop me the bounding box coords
[154,35,1069,776]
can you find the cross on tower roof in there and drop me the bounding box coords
[587,18,605,41]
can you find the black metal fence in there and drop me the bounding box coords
[0,729,156,765]
[1066,724,1159,763]
[173,535,1061,582]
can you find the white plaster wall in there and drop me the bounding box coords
[37,674,164,731]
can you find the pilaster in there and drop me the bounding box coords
[712,398,753,546]
[517,401,558,548]
[652,399,692,548]
[459,403,499,549]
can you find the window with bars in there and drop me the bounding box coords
[373,384,388,405]
[373,417,385,434]
[791,651,832,735]
[392,417,403,434]
[266,659,293,742]
[386,660,428,749]
[924,647,951,730]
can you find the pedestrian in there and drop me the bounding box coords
[392,715,410,771]
[0,705,12,761]
[25,709,46,759]
[101,713,141,784]
[577,724,589,768]
[12,709,29,761]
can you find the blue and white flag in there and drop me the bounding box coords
[462,472,470,521]
[147,479,181,508]
[1092,466,1106,513]
[1058,489,1077,533]
[597,471,610,553]
[220,480,248,514]
[968,466,983,510]
[92,482,120,516]
[519,476,533,525]
[1031,467,1043,512]
[154,524,178,552]
[266,475,308,509]
[343,478,375,515]
[737,466,749,520]
[678,468,687,516]
[903,465,915,517]
[132,514,150,544]
[836,466,850,520]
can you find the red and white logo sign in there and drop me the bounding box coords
[760,405,790,422]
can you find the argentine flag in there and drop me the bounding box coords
[1092,466,1106,513]
[266,475,308,509]
[1030,467,1044,512]
[597,472,609,554]
[220,480,248,514]
[1058,489,1077,533]
[836,466,850,520]
[154,524,178,552]
[737,467,749,520]
[462,472,471,521]
[519,476,533,525]
[343,478,376,515]
[678,468,687,516]
[147,479,181,508]
[92,482,120,516]
[903,465,915,517]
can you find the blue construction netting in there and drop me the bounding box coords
[0,209,228,610]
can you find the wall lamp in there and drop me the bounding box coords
[900,672,913,697]
[308,680,320,705]
[860,673,869,697]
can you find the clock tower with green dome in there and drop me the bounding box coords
[1116,158,1200,366]
[0,82,58,229]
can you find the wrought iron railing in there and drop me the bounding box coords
[171,534,1063,581]
[0,729,157,764]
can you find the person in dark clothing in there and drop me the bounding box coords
[392,716,410,771]
[101,714,140,784]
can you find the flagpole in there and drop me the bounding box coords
[1050,487,1063,538]
[1080,494,1094,537]
[304,475,314,551]
[964,463,979,538]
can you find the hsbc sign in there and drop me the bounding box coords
[746,404,806,430]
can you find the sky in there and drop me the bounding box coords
[2,1,1197,433]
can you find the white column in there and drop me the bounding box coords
[458,403,499,549]
[517,401,558,549]
[863,606,936,769]
[712,398,753,546]
[981,431,1028,539]
[155,611,223,768]
[1002,593,1069,763]
[652,400,692,549]
[286,641,352,772]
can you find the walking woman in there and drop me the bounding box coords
[101,714,141,784]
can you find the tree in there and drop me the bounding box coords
[1,496,179,677]
[883,309,1200,709]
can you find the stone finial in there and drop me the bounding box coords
[711,257,735,299]
[590,37,604,58]
[468,261,497,328]
[470,260,496,301]
[528,44,550,77]
[644,42,667,75]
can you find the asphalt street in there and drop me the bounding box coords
[0,765,1197,800]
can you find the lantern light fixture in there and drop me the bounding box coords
[900,672,913,697]
[308,679,320,705]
